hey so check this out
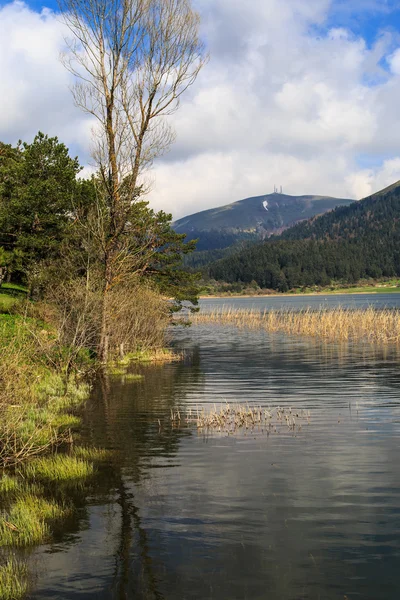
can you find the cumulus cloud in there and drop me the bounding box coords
[149,0,400,217]
[0,1,92,157]
[152,0,400,216]
[2,0,400,219]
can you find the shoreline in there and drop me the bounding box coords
[200,289,400,300]
[193,305,400,345]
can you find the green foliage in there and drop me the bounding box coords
[0,133,81,281]
[178,228,259,252]
[112,201,201,310]
[0,246,11,286]
[0,130,200,363]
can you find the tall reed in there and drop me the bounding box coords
[193,306,400,345]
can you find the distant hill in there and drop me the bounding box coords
[279,180,400,242]
[173,192,354,251]
[207,182,400,291]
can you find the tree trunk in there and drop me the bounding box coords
[99,287,109,363]
[0,266,6,288]
[99,260,111,362]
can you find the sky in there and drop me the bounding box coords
[2,0,400,219]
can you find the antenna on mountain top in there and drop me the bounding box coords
[280,186,283,194]
[274,185,276,193]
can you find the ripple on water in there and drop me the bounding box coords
[29,316,400,600]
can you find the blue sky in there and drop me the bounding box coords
[2,0,400,217]
[327,1,400,43]
[17,0,400,46]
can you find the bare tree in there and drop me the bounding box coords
[59,0,206,361]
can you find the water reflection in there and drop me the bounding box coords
[30,322,400,600]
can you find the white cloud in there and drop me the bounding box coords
[388,48,400,74]
[148,0,400,218]
[0,1,92,156]
[1,0,400,219]
[351,157,400,200]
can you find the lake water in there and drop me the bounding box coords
[200,292,400,311]
[29,295,400,599]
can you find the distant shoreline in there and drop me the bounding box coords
[200,289,400,299]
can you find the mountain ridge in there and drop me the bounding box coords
[173,191,354,251]
[206,181,400,291]
[279,180,400,241]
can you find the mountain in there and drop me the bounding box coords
[173,192,354,251]
[279,180,400,242]
[207,181,400,291]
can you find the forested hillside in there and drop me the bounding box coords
[208,182,400,291]
[280,181,400,241]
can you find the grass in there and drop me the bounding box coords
[0,301,111,598]
[119,348,181,363]
[177,403,310,434]
[73,446,112,462]
[0,495,68,547]
[0,294,17,312]
[0,446,108,553]
[107,366,129,376]
[24,454,93,484]
[194,306,400,345]
[122,373,145,381]
[106,363,145,381]
[1,284,27,294]
[0,476,23,498]
[0,314,93,470]
[0,558,28,600]
[0,284,28,314]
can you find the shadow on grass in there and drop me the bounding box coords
[0,285,28,313]
[0,284,27,298]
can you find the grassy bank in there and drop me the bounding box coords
[0,295,181,598]
[0,311,103,599]
[193,306,400,345]
[200,278,400,298]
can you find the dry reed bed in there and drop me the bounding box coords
[193,307,400,345]
[167,404,310,434]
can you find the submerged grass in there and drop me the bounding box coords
[121,373,144,381]
[115,348,181,365]
[0,558,28,600]
[193,306,400,345]
[0,495,68,547]
[24,455,93,484]
[72,446,111,462]
[172,403,310,435]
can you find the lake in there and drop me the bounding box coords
[29,295,400,599]
[200,292,400,311]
